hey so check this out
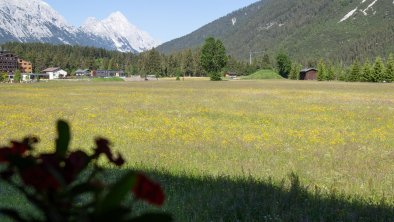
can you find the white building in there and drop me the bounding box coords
[41,67,67,80]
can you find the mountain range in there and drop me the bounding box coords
[158,0,394,63]
[0,0,158,53]
[1,0,393,61]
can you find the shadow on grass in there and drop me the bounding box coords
[144,169,393,222]
[1,168,393,222]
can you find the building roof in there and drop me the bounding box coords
[42,67,61,72]
[226,71,237,75]
[300,68,318,73]
[75,69,90,73]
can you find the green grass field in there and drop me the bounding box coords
[0,80,393,221]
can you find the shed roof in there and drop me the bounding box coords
[300,68,318,73]
[42,67,61,72]
[226,71,237,75]
[75,69,90,73]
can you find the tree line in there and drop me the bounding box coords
[2,41,393,83]
[286,54,394,83]
[1,41,266,78]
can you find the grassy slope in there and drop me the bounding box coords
[241,69,283,80]
[0,80,393,220]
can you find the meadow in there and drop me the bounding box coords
[0,79,393,221]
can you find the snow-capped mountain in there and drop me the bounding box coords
[0,0,158,53]
[82,12,159,53]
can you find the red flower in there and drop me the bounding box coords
[0,148,14,163]
[64,150,89,183]
[20,164,60,191]
[0,141,29,163]
[132,173,165,206]
[10,141,29,155]
[94,138,125,166]
[40,153,61,168]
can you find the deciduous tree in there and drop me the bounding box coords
[276,52,291,79]
[200,37,227,81]
[14,70,22,83]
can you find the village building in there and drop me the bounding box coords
[225,71,238,79]
[0,50,19,73]
[75,69,91,77]
[18,59,33,73]
[299,68,318,80]
[41,67,68,80]
[92,70,125,78]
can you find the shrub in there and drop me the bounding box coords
[0,120,171,222]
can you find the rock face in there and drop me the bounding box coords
[0,0,158,52]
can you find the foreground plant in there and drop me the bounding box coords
[0,120,171,222]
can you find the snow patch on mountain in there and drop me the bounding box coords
[339,7,358,23]
[232,17,237,26]
[82,11,159,53]
[340,0,381,22]
[362,0,378,15]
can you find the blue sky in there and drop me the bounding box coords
[43,0,258,43]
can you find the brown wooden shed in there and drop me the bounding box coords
[300,68,318,80]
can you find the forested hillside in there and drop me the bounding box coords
[158,0,394,64]
[1,42,136,73]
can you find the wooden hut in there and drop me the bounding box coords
[300,68,318,80]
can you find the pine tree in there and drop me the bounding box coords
[385,53,394,82]
[261,54,271,69]
[317,60,326,81]
[349,60,361,82]
[361,60,373,82]
[143,48,162,78]
[193,49,205,77]
[289,63,300,80]
[182,49,194,77]
[107,58,114,70]
[326,63,335,81]
[373,57,385,82]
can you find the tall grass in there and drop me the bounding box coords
[0,80,393,220]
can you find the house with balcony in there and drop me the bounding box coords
[18,59,33,73]
[41,67,68,80]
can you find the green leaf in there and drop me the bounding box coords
[0,208,28,222]
[55,120,70,158]
[130,213,172,222]
[96,171,136,213]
